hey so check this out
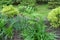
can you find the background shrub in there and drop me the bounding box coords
[20,0,36,6]
[48,0,60,9]
[0,0,13,5]
[47,7,60,28]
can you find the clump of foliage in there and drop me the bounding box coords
[47,7,60,28]
[1,5,19,17]
[0,15,13,40]
[20,13,56,40]
[18,5,35,14]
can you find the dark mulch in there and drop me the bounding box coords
[44,18,60,40]
[13,30,23,40]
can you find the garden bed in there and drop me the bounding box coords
[0,0,60,40]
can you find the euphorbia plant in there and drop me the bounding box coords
[1,5,19,18]
[47,7,60,28]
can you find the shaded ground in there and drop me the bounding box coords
[13,30,23,40]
